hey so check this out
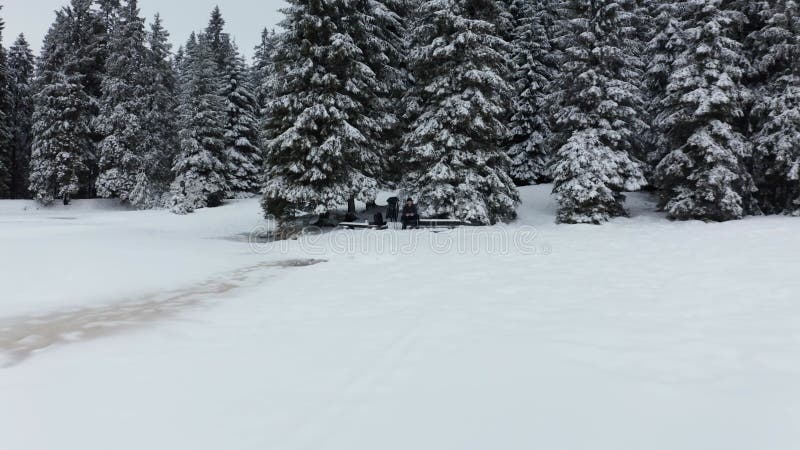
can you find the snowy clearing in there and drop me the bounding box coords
[1,186,800,450]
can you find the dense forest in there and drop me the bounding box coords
[0,0,799,225]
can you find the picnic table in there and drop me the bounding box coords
[417,218,465,228]
[338,221,389,230]
[337,218,464,230]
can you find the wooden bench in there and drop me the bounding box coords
[338,221,389,230]
[417,218,464,228]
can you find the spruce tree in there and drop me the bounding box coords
[507,0,559,185]
[748,0,800,215]
[27,1,107,202]
[29,9,94,205]
[95,0,150,205]
[0,11,13,198]
[141,13,178,196]
[170,33,228,213]
[96,0,121,24]
[261,0,386,222]
[364,0,413,183]
[96,0,120,65]
[220,43,263,197]
[205,6,228,68]
[400,0,519,224]
[201,8,264,198]
[69,0,109,197]
[655,0,755,221]
[644,0,687,175]
[7,34,35,199]
[549,0,647,224]
[174,46,185,72]
[251,28,277,110]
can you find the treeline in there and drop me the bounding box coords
[0,0,799,225]
[0,1,264,212]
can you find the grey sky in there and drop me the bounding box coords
[2,0,286,60]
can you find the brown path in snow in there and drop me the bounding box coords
[0,259,325,368]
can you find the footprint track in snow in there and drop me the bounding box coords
[0,258,326,368]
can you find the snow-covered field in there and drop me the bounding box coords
[2,186,800,450]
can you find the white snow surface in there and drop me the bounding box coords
[2,186,800,450]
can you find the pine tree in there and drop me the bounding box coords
[170,33,228,212]
[626,0,659,173]
[29,9,94,205]
[0,10,13,198]
[251,28,277,110]
[643,0,687,175]
[205,6,228,68]
[399,0,519,224]
[96,0,121,24]
[27,0,107,202]
[128,170,153,207]
[69,0,109,197]
[364,0,413,183]
[201,8,264,198]
[95,0,150,205]
[141,13,178,196]
[748,0,800,215]
[261,0,386,222]
[7,34,35,199]
[494,0,520,41]
[655,0,755,221]
[96,0,120,62]
[507,0,559,185]
[221,42,262,197]
[549,0,647,224]
[68,0,108,102]
[174,45,185,72]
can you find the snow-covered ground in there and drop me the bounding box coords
[2,186,800,450]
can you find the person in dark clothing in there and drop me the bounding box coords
[386,197,399,222]
[401,198,420,229]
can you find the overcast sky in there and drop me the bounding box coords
[2,0,286,60]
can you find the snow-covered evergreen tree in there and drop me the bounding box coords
[655,0,756,221]
[364,0,412,183]
[170,33,228,212]
[0,10,13,198]
[399,0,519,224]
[27,0,108,201]
[128,170,153,208]
[70,0,109,102]
[174,45,185,72]
[251,28,277,110]
[7,34,35,199]
[205,6,229,69]
[96,0,120,63]
[200,8,265,198]
[96,0,121,24]
[70,0,110,197]
[549,0,647,224]
[643,0,687,175]
[261,0,387,222]
[140,13,178,197]
[29,10,93,205]
[220,43,262,197]
[646,2,687,97]
[368,0,412,81]
[748,0,800,215]
[95,0,150,205]
[507,0,559,185]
